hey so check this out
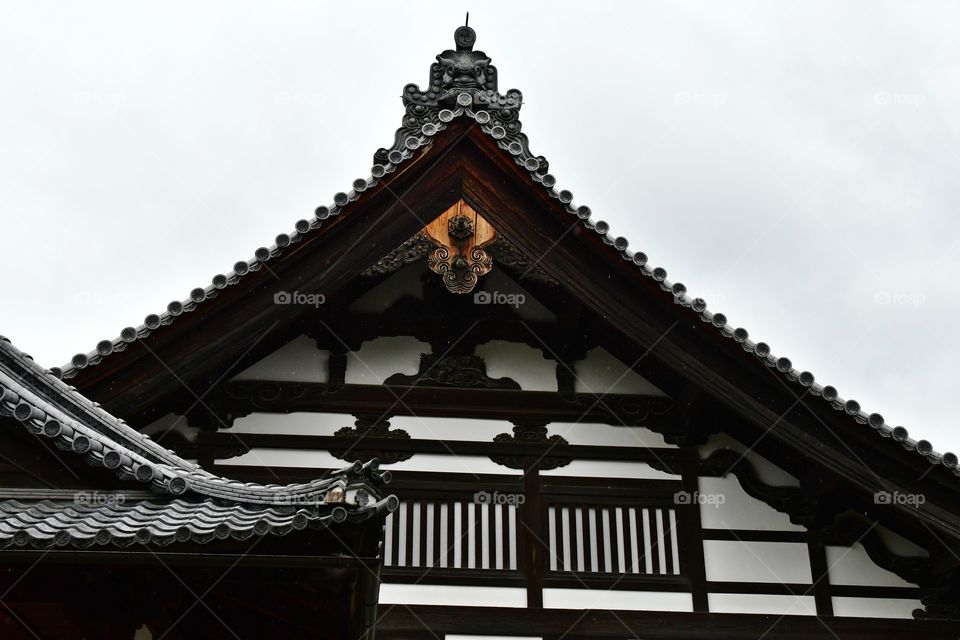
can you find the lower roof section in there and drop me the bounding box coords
[0,492,396,549]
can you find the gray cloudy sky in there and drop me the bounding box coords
[1,2,959,452]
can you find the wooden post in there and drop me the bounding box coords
[520,460,545,608]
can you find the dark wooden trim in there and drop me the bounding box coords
[218,380,677,428]
[808,527,835,616]
[521,465,546,607]
[706,581,812,595]
[680,454,709,612]
[707,581,921,600]
[206,431,686,466]
[382,566,524,586]
[702,529,809,543]
[828,584,921,599]
[376,604,959,639]
[544,573,690,591]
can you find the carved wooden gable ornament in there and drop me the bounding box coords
[423,200,496,294]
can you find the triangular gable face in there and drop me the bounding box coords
[43,23,960,633]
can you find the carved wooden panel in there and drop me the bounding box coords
[424,200,496,294]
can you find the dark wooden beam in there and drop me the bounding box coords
[217,380,676,427]
[203,432,687,467]
[376,605,959,639]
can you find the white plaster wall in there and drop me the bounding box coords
[345,336,430,385]
[708,593,817,616]
[542,589,693,612]
[700,434,799,487]
[553,422,675,448]
[379,584,527,608]
[379,453,520,475]
[540,460,680,481]
[232,335,329,383]
[573,348,665,396]
[389,416,513,442]
[698,475,806,531]
[831,597,921,619]
[219,448,343,469]
[474,340,557,392]
[826,544,918,587]
[226,412,355,435]
[703,540,812,584]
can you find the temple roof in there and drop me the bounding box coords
[0,335,397,548]
[45,25,956,481]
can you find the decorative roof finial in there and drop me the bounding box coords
[398,18,520,112]
[454,19,476,52]
[375,18,548,178]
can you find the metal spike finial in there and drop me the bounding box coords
[454,17,476,51]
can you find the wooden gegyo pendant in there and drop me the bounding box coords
[424,199,495,294]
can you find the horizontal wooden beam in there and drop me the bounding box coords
[203,431,687,467]
[218,380,677,428]
[376,605,956,639]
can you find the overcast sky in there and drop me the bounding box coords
[1,2,958,453]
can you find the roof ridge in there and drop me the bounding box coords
[43,27,958,480]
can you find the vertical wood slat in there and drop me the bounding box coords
[460,501,470,569]
[606,508,618,573]
[488,501,497,570]
[501,505,511,570]
[404,502,415,568]
[590,507,606,573]
[662,507,674,575]
[419,499,428,568]
[508,504,517,570]
[617,507,636,573]
[474,502,483,569]
[554,505,565,571]
[394,505,404,567]
[574,507,593,571]
[432,501,441,568]
[445,502,455,569]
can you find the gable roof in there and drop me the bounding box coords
[0,335,396,548]
[47,26,957,485]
